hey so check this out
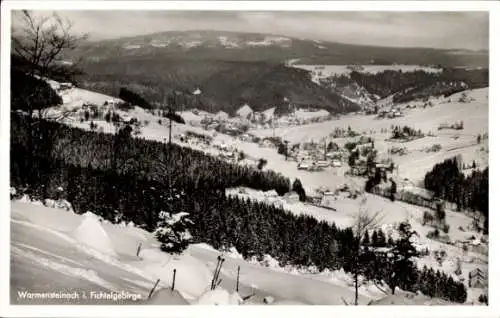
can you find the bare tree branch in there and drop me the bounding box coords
[12,10,87,79]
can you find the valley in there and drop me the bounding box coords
[7,12,490,309]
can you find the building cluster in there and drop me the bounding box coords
[377,107,404,119]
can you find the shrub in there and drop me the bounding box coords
[442,223,450,234]
[165,111,186,124]
[119,87,152,109]
[478,294,488,304]
[154,210,194,254]
[104,111,111,123]
[292,178,306,202]
[435,202,446,222]
[111,112,121,124]
[116,102,134,111]
[426,229,440,239]
[422,211,435,225]
[257,158,268,170]
[344,142,357,151]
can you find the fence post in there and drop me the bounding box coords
[236,266,240,293]
[172,269,177,291]
[148,279,160,299]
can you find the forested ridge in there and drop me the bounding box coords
[348,68,488,102]
[424,158,488,234]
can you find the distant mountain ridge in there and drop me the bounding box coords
[68,30,488,114]
[69,30,488,67]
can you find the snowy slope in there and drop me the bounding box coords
[10,201,378,305]
[24,81,488,305]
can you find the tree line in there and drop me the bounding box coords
[349,68,488,102]
[424,157,488,234]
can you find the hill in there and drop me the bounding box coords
[77,59,360,114]
[67,30,488,67]
[68,30,488,114]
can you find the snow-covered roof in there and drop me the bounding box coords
[214,111,229,120]
[236,104,253,118]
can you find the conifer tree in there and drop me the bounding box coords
[362,231,370,246]
[386,221,420,294]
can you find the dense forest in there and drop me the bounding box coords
[77,59,360,114]
[348,68,488,102]
[11,111,467,302]
[424,158,488,234]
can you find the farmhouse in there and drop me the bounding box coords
[59,82,74,90]
[469,268,487,288]
[332,160,342,167]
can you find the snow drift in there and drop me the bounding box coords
[138,248,213,300]
[71,212,117,257]
[195,287,243,305]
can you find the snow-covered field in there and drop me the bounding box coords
[249,88,489,182]
[291,64,443,84]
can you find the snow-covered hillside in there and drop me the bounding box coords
[12,199,481,305]
[291,64,443,84]
[10,200,395,305]
[16,79,488,306]
[249,88,489,182]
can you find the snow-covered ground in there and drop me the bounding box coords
[17,80,488,305]
[13,198,481,306]
[290,64,443,84]
[12,197,486,306]
[249,88,488,182]
[10,200,385,305]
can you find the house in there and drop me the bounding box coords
[236,104,254,119]
[239,133,253,142]
[316,160,330,168]
[378,110,388,118]
[326,151,343,160]
[214,111,229,121]
[469,268,487,288]
[59,82,74,90]
[297,162,310,170]
[261,139,275,148]
[332,160,342,167]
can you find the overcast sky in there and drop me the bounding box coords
[18,11,489,50]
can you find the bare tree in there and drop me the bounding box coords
[11,10,87,187]
[12,10,87,78]
[12,10,87,117]
[350,195,384,305]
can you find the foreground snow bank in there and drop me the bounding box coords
[195,287,243,305]
[138,248,213,300]
[71,212,117,257]
[145,288,189,305]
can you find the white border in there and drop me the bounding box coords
[1,1,498,318]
